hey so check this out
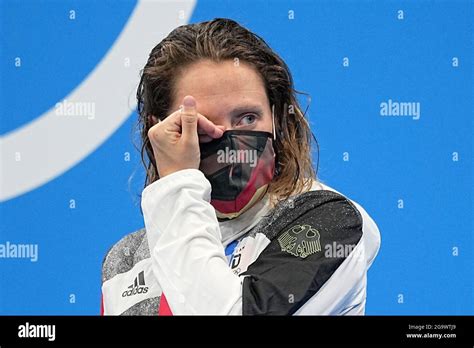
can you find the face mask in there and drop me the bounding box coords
[199,130,276,220]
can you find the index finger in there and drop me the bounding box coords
[150,107,225,140]
[197,114,224,139]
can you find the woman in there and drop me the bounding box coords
[101,18,380,315]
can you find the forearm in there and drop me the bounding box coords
[141,169,243,315]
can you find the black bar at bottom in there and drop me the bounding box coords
[0,315,473,346]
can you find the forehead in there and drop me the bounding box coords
[171,59,269,116]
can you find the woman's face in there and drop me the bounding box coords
[170,59,273,136]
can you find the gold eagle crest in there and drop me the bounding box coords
[278,224,321,258]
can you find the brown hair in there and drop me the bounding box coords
[136,18,318,202]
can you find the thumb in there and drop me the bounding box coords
[180,96,198,141]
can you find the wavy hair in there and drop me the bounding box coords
[136,18,319,202]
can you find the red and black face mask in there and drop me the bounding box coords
[199,130,276,220]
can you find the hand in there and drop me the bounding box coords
[147,95,224,178]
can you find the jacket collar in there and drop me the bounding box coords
[218,193,272,247]
[218,180,328,247]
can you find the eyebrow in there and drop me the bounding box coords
[229,105,264,118]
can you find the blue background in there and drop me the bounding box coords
[1,0,472,314]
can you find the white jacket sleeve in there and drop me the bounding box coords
[141,169,243,315]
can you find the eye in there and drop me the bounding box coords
[237,114,257,127]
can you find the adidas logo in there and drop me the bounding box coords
[122,271,149,297]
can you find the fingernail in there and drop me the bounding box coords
[183,96,196,109]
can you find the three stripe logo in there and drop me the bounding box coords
[131,271,146,288]
[122,271,149,297]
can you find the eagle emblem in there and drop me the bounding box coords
[278,224,321,259]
